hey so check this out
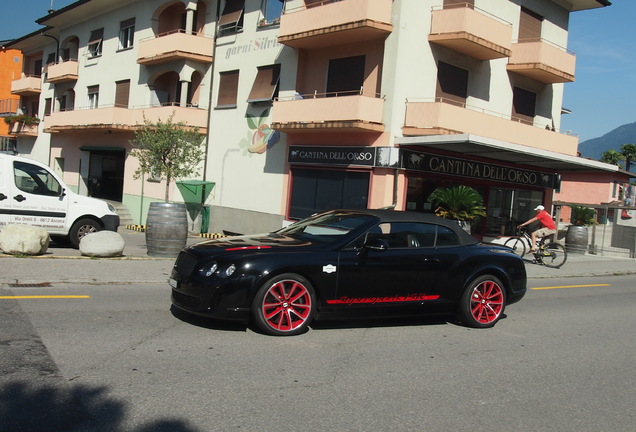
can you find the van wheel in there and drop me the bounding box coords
[70,219,101,248]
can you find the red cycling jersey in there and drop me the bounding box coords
[536,210,556,230]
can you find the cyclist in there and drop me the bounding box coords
[517,205,557,253]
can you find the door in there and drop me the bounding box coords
[8,159,69,234]
[86,150,125,201]
[334,222,452,309]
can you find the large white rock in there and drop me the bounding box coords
[79,230,125,257]
[0,224,50,255]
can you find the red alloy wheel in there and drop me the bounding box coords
[261,279,313,332]
[469,279,504,325]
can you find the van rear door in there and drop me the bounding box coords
[8,159,69,234]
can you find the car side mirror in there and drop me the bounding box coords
[363,237,389,252]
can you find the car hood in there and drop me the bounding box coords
[186,233,318,254]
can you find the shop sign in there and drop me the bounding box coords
[288,146,400,168]
[402,149,560,189]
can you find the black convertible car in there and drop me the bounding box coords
[170,209,527,336]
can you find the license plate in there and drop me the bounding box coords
[169,278,179,289]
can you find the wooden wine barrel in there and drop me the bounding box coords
[565,225,588,254]
[145,202,188,257]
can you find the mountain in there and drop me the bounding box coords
[577,121,636,161]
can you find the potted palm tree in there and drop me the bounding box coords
[565,205,596,254]
[130,114,204,257]
[428,185,486,233]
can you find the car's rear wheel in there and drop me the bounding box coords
[458,275,506,328]
[251,273,316,336]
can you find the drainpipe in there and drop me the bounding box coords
[199,0,222,228]
[380,169,400,210]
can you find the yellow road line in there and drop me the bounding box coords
[0,295,90,299]
[532,284,610,291]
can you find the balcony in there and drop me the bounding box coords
[11,75,41,96]
[403,99,578,155]
[429,5,512,61]
[137,30,214,65]
[43,105,208,134]
[272,92,384,133]
[47,60,79,84]
[278,0,392,49]
[8,122,39,136]
[507,40,575,83]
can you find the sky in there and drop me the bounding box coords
[1,0,634,143]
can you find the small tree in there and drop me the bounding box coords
[130,114,204,202]
[600,149,624,168]
[620,143,636,172]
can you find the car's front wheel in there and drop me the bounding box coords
[251,273,316,336]
[69,218,101,248]
[457,275,506,328]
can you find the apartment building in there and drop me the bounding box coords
[6,0,617,240]
[0,45,22,153]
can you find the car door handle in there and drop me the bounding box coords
[0,193,7,201]
[13,194,26,202]
[423,257,440,263]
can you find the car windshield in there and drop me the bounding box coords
[276,211,376,245]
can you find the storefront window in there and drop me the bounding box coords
[289,168,369,220]
[486,188,543,236]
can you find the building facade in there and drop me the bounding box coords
[0,45,22,153]
[6,0,617,240]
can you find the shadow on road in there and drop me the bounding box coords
[0,380,203,432]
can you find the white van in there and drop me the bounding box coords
[0,154,120,248]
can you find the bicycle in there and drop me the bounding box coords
[503,227,567,268]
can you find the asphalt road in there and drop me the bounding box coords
[1,274,634,432]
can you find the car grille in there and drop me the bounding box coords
[174,251,198,276]
[172,290,201,309]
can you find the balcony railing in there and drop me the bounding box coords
[278,0,392,49]
[272,91,384,132]
[43,105,208,133]
[429,4,512,60]
[137,30,214,65]
[507,39,576,83]
[11,75,41,95]
[403,99,578,155]
[47,60,79,84]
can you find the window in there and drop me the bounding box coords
[364,222,459,249]
[326,56,365,97]
[218,0,245,35]
[88,28,104,57]
[44,98,52,116]
[119,18,135,50]
[247,64,280,103]
[518,7,543,41]
[289,168,370,220]
[115,80,131,108]
[259,0,283,26]
[217,70,239,107]
[13,161,62,196]
[87,85,99,109]
[45,52,56,66]
[512,86,536,124]
[436,61,468,105]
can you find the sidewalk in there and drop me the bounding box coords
[1,228,635,285]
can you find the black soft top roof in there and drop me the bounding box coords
[325,209,480,246]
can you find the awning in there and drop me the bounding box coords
[395,134,620,173]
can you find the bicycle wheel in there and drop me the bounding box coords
[540,242,567,268]
[504,237,526,257]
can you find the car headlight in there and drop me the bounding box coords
[220,264,236,278]
[199,262,218,277]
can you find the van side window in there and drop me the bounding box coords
[13,161,63,196]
